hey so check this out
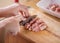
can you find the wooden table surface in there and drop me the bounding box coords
[5,7,60,43]
[18,0,60,43]
[0,0,60,43]
[18,8,60,43]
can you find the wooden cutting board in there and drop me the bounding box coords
[0,0,60,43]
[5,8,60,43]
[18,0,60,43]
[16,8,60,43]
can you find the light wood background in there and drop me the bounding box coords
[0,0,60,43]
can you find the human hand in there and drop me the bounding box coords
[0,15,23,35]
[2,3,30,18]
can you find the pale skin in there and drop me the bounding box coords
[0,3,29,28]
[0,3,45,35]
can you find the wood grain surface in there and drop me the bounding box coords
[0,0,60,43]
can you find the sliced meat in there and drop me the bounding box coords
[25,23,30,29]
[36,18,44,24]
[32,26,40,32]
[56,7,60,12]
[30,17,38,26]
[25,17,38,29]
[39,23,47,30]
[47,4,60,13]
[24,16,47,32]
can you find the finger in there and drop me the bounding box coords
[14,14,24,21]
[20,11,26,18]
[20,10,30,18]
[0,17,15,28]
[24,11,30,18]
[22,8,30,18]
[19,6,30,18]
[22,12,26,17]
[4,17,15,23]
[19,4,30,18]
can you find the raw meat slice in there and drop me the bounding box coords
[24,17,47,32]
[47,4,60,13]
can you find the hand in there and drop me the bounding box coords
[0,3,30,18]
[0,15,23,35]
[10,3,30,18]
